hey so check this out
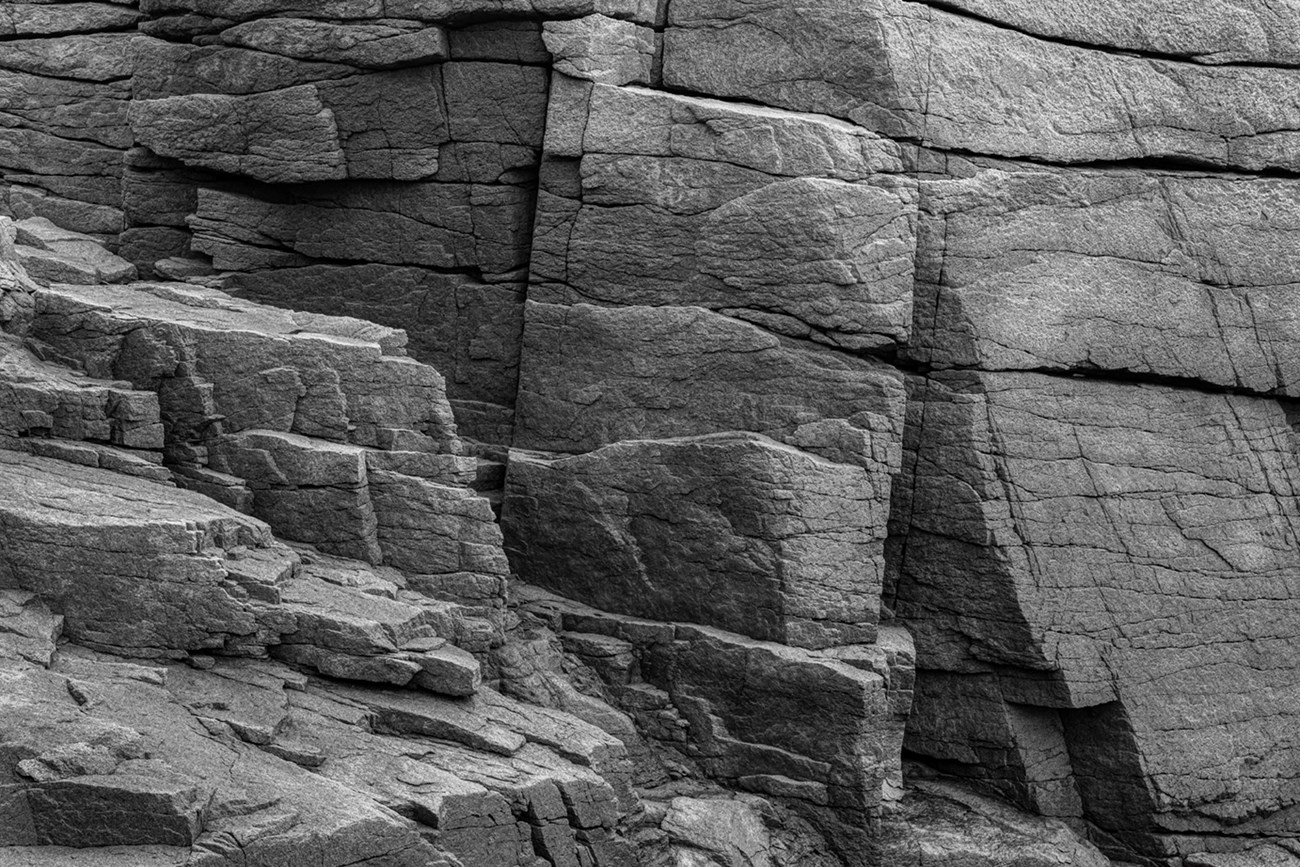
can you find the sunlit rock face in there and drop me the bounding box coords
[2,1,1299,866]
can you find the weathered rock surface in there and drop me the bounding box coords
[909,159,1300,393]
[888,370,1300,857]
[0,16,134,238]
[931,0,1300,65]
[221,264,525,444]
[880,772,1110,866]
[190,180,534,277]
[5,2,1300,866]
[29,280,459,451]
[521,585,914,867]
[531,80,916,351]
[0,228,645,865]
[513,302,904,468]
[0,610,635,865]
[664,0,1300,171]
[506,434,888,649]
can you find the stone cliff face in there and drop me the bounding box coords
[1,2,1299,867]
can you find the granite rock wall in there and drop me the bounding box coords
[2,2,1300,866]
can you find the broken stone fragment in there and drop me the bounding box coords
[221,264,526,444]
[520,585,912,867]
[514,301,905,471]
[543,15,655,85]
[411,641,483,696]
[1,332,164,449]
[128,85,349,184]
[12,217,136,284]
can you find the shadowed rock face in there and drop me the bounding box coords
[3,2,1300,867]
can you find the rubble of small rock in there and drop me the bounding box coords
[2,2,1299,867]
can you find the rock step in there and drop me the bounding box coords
[1,332,163,450]
[0,618,636,867]
[0,450,491,697]
[208,428,507,607]
[10,272,510,625]
[516,582,914,865]
[27,279,459,454]
[13,217,137,285]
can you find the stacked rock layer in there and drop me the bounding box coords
[2,2,1299,867]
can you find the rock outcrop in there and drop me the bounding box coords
[3,2,1299,866]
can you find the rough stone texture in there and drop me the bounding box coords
[129,86,350,184]
[0,449,279,656]
[0,19,134,237]
[28,280,460,452]
[888,370,1300,857]
[0,629,635,865]
[221,264,525,444]
[191,181,534,276]
[880,773,1110,866]
[1,332,163,451]
[531,79,916,351]
[7,3,1300,866]
[522,586,914,867]
[513,301,904,468]
[910,158,1300,393]
[660,796,773,867]
[0,229,642,864]
[217,18,450,68]
[113,17,553,450]
[542,15,655,86]
[506,434,888,649]
[932,0,1300,65]
[12,218,136,285]
[664,0,1300,172]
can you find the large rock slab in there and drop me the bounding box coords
[910,160,1300,394]
[514,301,904,470]
[191,180,533,276]
[881,775,1109,867]
[216,18,450,68]
[129,33,546,184]
[0,68,132,150]
[128,85,349,184]
[138,0,664,26]
[932,0,1300,65]
[0,451,283,656]
[505,433,889,650]
[889,370,1300,855]
[531,80,916,351]
[664,0,1300,171]
[0,4,144,38]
